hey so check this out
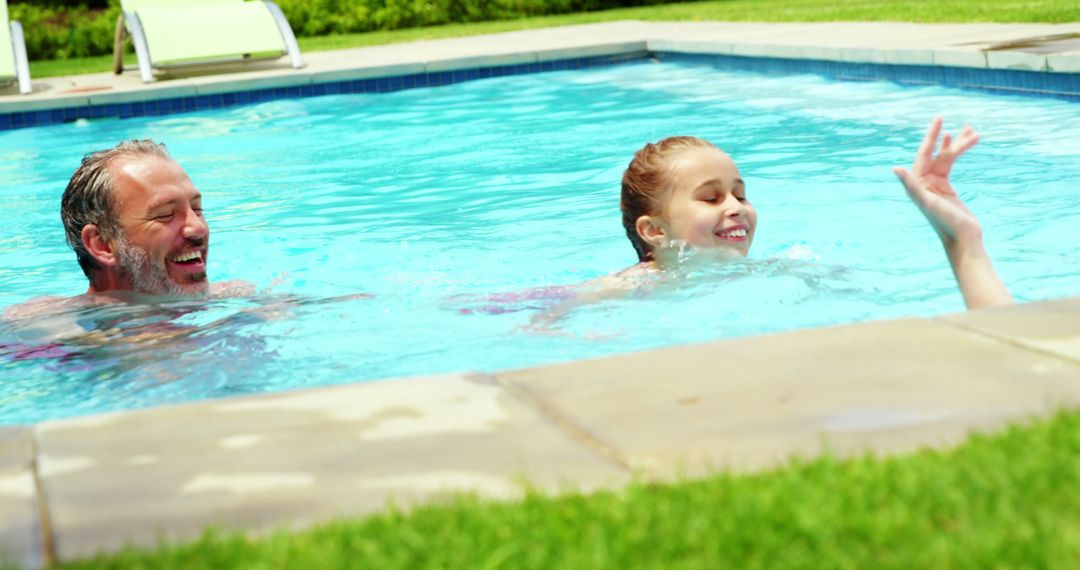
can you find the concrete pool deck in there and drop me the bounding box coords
[1,20,1079,109]
[2,20,1079,568]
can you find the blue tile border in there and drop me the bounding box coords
[0,50,1076,131]
[0,52,647,132]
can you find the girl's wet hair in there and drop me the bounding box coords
[620,136,717,262]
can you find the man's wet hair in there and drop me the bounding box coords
[60,140,171,284]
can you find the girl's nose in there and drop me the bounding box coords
[723,195,745,216]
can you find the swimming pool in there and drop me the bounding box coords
[1,59,1078,425]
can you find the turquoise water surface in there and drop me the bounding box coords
[2,60,1078,425]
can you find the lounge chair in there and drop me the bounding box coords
[114,0,304,83]
[1,0,32,94]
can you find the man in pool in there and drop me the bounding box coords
[60,140,245,299]
[3,141,252,323]
[3,140,372,341]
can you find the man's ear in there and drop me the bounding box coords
[635,215,667,250]
[82,224,117,267]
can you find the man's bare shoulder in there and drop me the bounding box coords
[2,296,86,321]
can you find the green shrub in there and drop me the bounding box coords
[12,0,679,62]
[10,0,110,8]
[9,2,119,60]
[271,0,668,37]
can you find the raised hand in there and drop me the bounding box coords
[892,117,1012,310]
[892,117,982,245]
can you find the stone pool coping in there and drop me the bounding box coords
[2,20,1080,567]
[3,296,1080,567]
[1,20,1079,114]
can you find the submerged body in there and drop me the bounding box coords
[2,281,254,338]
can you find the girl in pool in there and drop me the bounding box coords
[617,117,1012,309]
[526,117,1012,331]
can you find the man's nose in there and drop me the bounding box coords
[183,207,208,239]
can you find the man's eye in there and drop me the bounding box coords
[154,213,174,221]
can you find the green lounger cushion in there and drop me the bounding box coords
[0,1,15,79]
[133,2,286,66]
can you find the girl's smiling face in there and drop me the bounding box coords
[636,146,757,261]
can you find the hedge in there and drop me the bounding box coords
[9,0,678,61]
[9,3,119,60]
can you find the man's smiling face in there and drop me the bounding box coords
[109,155,210,297]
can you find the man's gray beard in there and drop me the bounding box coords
[114,236,208,297]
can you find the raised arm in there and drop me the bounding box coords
[893,117,1013,310]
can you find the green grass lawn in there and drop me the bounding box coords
[27,0,1080,79]
[52,408,1080,569]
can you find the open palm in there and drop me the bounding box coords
[894,117,982,244]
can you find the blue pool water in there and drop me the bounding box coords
[1,60,1079,425]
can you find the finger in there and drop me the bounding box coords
[952,126,980,156]
[940,132,953,156]
[915,117,942,170]
[893,167,925,201]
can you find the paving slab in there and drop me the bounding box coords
[647,39,733,56]
[0,426,45,569]
[534,41,646,63]
[35,373,628,562]
[987,50,1049,71]
[884,49,935,66]
[653,21,1080,50]
[310,62,427,83]
[730,43,804,60]
[933,48,988,68]
[498,313,1080,479]
[1048,52,1080,73]
[937,297,1080,363]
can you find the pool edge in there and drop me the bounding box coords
[7,295,1080,565]
[1,21,1079,128]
